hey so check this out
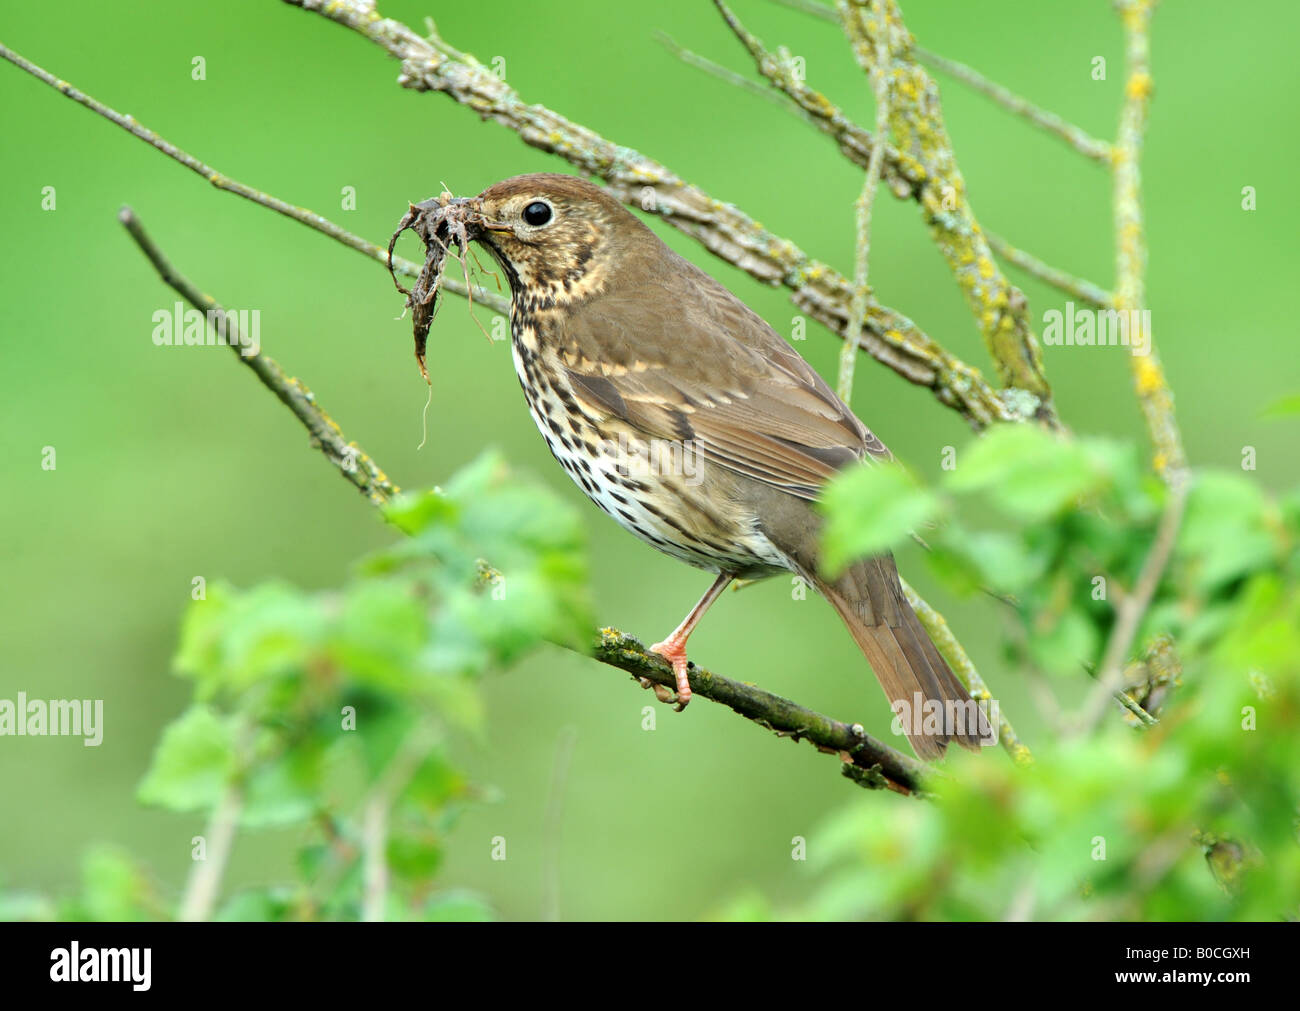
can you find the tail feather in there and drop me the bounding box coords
[814,554,992,760]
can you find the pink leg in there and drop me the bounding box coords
[650,573,733,711]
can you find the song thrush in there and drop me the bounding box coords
[409,173,989,759]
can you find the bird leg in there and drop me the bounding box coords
[650,573,733,711]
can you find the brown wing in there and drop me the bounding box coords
[558,254,891,500]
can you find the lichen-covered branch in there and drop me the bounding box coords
[835,0,1054,414]
[280,0,1019,428]
[1112,0,1187,482]
[593,629,927,794]
[118,207,398,506]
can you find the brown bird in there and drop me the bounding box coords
[439,173,989,759]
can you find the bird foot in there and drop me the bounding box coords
[649,637,692,711]
[636,676,680,707]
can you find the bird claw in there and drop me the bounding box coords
[636,676,681,707]
[649,639,693,711]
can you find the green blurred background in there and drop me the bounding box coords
[1,0,1295,920]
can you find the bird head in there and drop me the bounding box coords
[468,173,649,308]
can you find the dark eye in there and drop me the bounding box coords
[523,201,553,227]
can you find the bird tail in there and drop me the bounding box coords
[813,554,993,760]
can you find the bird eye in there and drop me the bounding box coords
[522,201,553,227]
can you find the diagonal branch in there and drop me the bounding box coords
[117,206,929,795]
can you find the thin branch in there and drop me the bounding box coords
[836,0,891,406]
[177,783,242,922]
[654,31,803,113]
[594,630,927,793]
[1111,0,1187,483]
[280,0,1019,429]
[769,0,1114,162]
[119,207,397,505]
[1073,473,1188,734]
[118,209,929,795]
[0,40,506,315]
[914,46,1113,163]
[986,233,1115,309]
[361,718,440,922]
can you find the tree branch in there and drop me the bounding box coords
[1073,472,1188,734]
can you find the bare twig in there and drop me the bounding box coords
[986,233,1116,309]
[1111,0,1187,483]
[361,718,440,922]
[0,41,505,314]
[177,784,243,922]
[119,207,398,505]
[914,46,1113,163]
[836,0,892,406]
[1073,473,1188,733]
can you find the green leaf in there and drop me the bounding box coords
[1026,606,1101,678]
[819,463,940,575]
[1260,392,1300,419]
[1176,471,1278,592]
[330,579,429,693]
[945,425,1113,520]
[214,888,297,922]
[78,847,155,922]
[419,890,494,922]
[240,742,324,829]
[136,705,237,813]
